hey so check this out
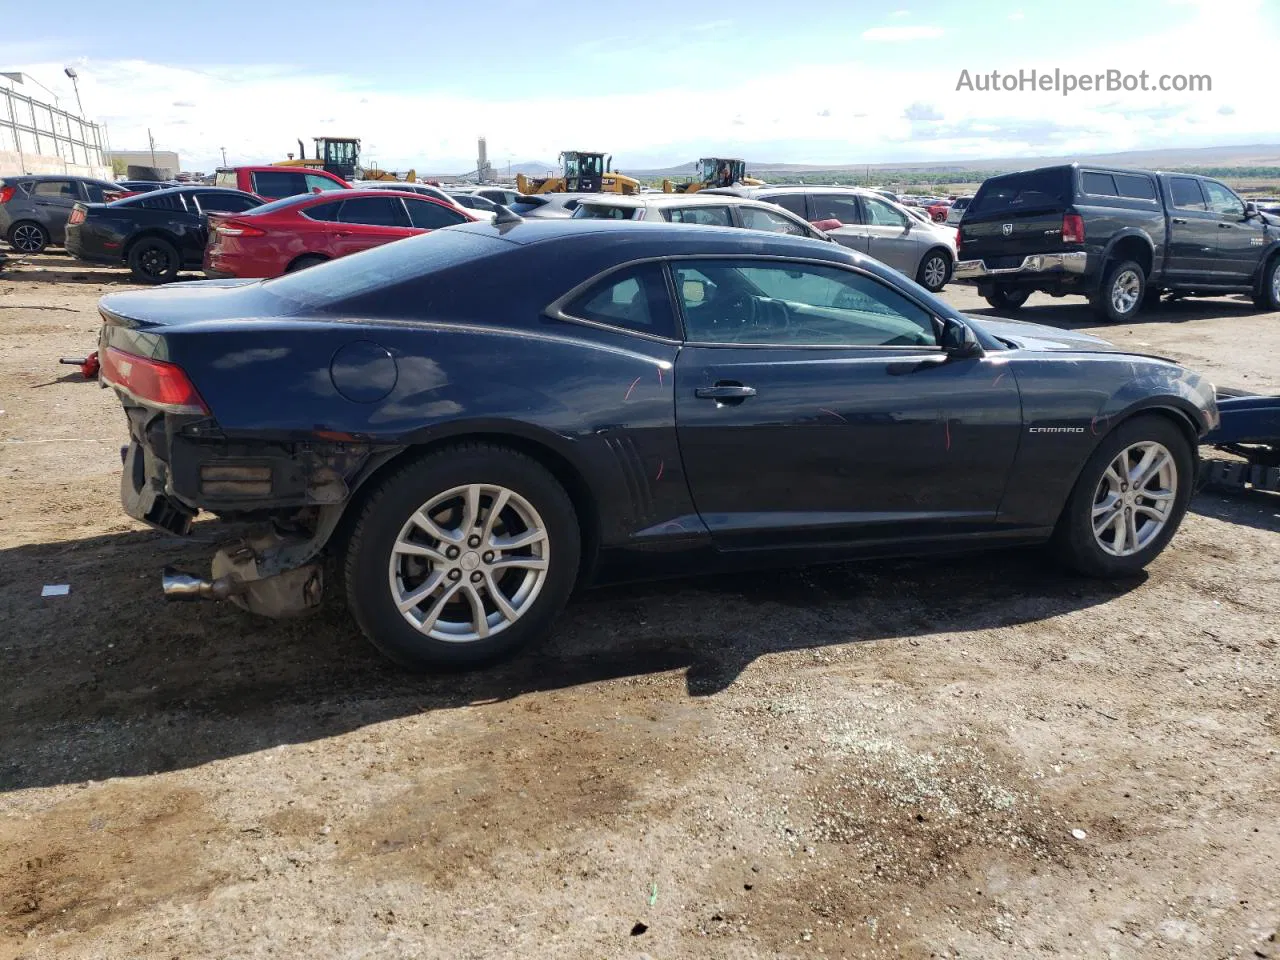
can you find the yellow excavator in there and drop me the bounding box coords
[516,151,640,195]
[275,137,415,183]
[663,158,763,194]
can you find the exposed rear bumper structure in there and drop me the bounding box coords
[955,251,1089,282]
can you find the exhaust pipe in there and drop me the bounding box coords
[161,566,242,602]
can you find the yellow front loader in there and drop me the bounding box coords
[663,158,763,194]
[516,151,639,195]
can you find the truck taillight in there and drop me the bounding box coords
[1063,213,1085,244]
[100,347,209,415]
[68,206,86,225]
[217,219,266,237]
[0,186,14,204]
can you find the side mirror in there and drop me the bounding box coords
[940,318,983,358]
[811,217,842,231]
[311,186,324,194]
[1244,201,1258,219]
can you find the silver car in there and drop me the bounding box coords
[704,184,958,291]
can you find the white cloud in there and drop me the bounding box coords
[862,25,945,41]
[7,0,1274,174]
[1008,9,1025,20]
[891,8,910,16]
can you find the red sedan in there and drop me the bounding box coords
[204,190,476,278]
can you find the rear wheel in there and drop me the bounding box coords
[7,221,48,254]
[343,443,581,670]
[1051,414,1193,577]
[1094,259,1145,323]
[286,254,328,273]
[128,237,180,284]
[1254,255,1280,311]
[916,249,951,292]
[983,285,1030,311]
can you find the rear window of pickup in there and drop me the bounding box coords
[970,168,1072,216]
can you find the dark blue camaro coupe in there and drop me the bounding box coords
[98,219,1217,669]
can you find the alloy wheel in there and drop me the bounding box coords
[1110,269,1141,315]
[922,254,947,290]
[140,245,171,278]
[1271,262,1280,303]
[387,483,550,642]
[1091,441,1177,557]
[11,224,44,252]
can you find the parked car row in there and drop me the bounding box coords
[0,174,127,253]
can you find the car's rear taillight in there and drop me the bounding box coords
[99,347,209,415]
[1062,212,1085,244]
[68,206,86,225]
[0,185,14,204]
[216,219,266,237]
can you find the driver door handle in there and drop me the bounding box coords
[1218,222,1233,229]
[695,383,757,400]
[1171,217,1188,224]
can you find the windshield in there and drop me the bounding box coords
[322,140,358,166]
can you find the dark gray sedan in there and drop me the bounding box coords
[1,174,125,253]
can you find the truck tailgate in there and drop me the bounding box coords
[961,210,1069,264]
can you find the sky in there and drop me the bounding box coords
[2,0,1275,175]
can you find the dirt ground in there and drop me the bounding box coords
[1,253,1278,960]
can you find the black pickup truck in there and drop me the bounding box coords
[954,164,1280,321]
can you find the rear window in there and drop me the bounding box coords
[572,204,638,220]
[260,228,508,309]
[663,206,732,226]
[1081,172,1118,196]
[250,170,308,197]
[969,168,1072,216]
[1170,177,1207,210]
[215,170,237,189]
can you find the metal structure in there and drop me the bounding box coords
[0,83,108,177]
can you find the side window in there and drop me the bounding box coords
[810,195,862,225]
[195,192,259,214]
[739,205,807,236]
[405,199,467,229]
[84,182,115,203]
[763,193,807,217]
[672,259,937,348]
[33,180,78,198]
[336,196,407,226]
[304,201,342,222]
[861,197,909,228]
[140,192,187,211]
[304,174,345,193]
[560,262,677,338]
[1170,178,1207,210]
[1081,172,1118,196]
[1114,174,1157,200]
[1202,180,1244,218]
[250,170,307,197]
[664,206,732,226]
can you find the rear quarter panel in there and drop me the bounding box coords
[101,315,689,548]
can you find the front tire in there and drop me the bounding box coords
[1051,414,1193,577]
[1254,255,1280,311]
[983,285,1030,311]
[7,221,48,254]
[1094,259,1146,323]
[343,442,581,670]
[128,237,180,284]
[916,249,951,292]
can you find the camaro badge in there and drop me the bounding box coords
[1030,426,1086,433]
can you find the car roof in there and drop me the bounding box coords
[579,193,773,208]
[453,217,848,254]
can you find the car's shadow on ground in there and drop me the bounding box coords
[966,294,1259,329]
[0,526,1141,791]
[1191,489,1280,533]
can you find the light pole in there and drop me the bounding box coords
[221,146,227,166]
[63,66,84,117]
[0,71,60,108]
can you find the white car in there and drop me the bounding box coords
[946,196,973,225]
[569,192,830,241]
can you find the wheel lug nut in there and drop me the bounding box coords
[446,545,460,559]
[470,571,483,583]
[482,551,494,563]
[448,569,461,580]
[467,535,481,548]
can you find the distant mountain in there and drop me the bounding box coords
[627,144,1280,178]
